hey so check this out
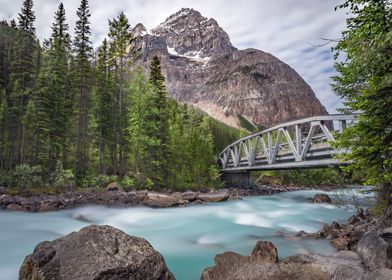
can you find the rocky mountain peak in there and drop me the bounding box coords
[132,9,328,129]
[151,8,236,57]
[132,23,148,37]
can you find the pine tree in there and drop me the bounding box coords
[6,0,40,166]
[127,68,157,175]
[108,12,134,176]
[93,39,114,173]
[18,0,36,35]
[73,0,93,180]
[148,56,169,183]
[35,2,72,173]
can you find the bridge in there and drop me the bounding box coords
[218,114,357,187]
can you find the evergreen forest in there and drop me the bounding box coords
[0,0,242,192]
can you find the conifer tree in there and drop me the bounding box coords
[18,0,36,35]
[73,0,93,180]
[93,39,114,173]
[149,56,169,183]
[35,2,72,173]
[108,12,134,176]
[7,0,40,166]
[109,12,132,176]
[127,69,156,175]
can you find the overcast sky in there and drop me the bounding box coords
[0,0,349,113]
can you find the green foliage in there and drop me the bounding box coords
[79,174,118,189]
[73,0,93,180]
[258,168,347,186]
[108,11,135,177]
[148,56,169,182]
[18,0,36,35]
[333,0,392,205]
[207,116,243,153]
[12,164,42,189]
[50,161,74,189]
[35,3,72,173]
[1,2,229,193]
[167,104,222,190]
[237,114,257,132]
[92,38,115,174]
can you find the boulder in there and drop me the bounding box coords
[38,198,65,212]
[287,251,364,276]
[331,221,341,231]
[180,191,198,202]
[201,241,329,280]
[332,264,365,280]
[198,189,229,203]
[312,194,332,204]
[380,205,392,228]
[106,182,123,191]
[366,268,392,280]
[348,215,361,225]
[201,251,276,280]
[143,192,184,208]
[331,236,349,251]
[357,231,392,270]
[250,241,278,263]
[19,225,175,280]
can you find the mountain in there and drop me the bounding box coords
[131,8,328,129]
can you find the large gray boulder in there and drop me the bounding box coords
[201,241,329,280]
[198,189,229,203]
[19,225,175,280]
[357,231,392,270]
[142,192,186,208]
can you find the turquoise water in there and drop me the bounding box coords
[0,189,373,280]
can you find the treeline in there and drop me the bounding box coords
[0,0,238,192]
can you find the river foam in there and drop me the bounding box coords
[0,188,374,280]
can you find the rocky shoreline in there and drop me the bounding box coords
[201,205,392,280]
[0,184,314,212]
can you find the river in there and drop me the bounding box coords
[0,188,373,280]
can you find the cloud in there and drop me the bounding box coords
[0,0,348,113]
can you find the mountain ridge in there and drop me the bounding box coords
[130,8,328,129]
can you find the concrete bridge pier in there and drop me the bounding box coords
[221,171,254,188]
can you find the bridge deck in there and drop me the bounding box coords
[218,114,357,172]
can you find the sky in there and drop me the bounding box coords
[0,0,349,113]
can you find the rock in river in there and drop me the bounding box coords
[198,189,229,203]
[19,225,175,280]
[312,193,332,204]
[143,192,187,207]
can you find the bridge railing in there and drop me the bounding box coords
[218,114,358,171]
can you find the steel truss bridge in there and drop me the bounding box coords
[218,114,357,172]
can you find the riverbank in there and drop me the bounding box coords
[0,183,350,212]
[201,205,392,279]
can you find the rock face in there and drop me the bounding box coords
[132,8,328,128]
[357,231,392,270]
[19,225,175,280]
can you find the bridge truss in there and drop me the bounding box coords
[218,114,357,171]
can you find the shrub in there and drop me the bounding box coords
[12,164,43,189]
[78,174,119,190]
[50,161,74,190]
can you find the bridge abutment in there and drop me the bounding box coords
[221,171,253,188]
